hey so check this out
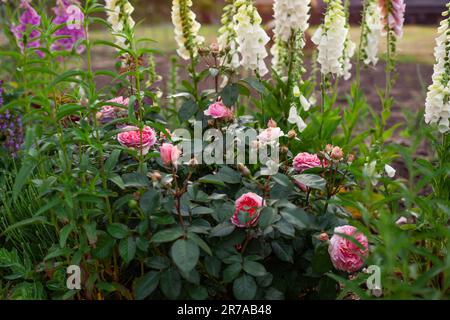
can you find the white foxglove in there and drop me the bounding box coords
[171,0,205,60]
[218,1,240,69]
[384,164,396,178]
[362,0,383,65]
[105,0,135,49]
[234,0,270,76]
[271,0,311,77]
[288,106,307,132]
[311,0,348,77]
[424,9,450,133]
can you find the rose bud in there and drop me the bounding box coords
[267,118,277,128]
[149,170,162,182]
[287,129,297,139]
[325,144,334,153]
[331,146,344,161]
[347,154,355,163]
[209,42,220,54]
[237,163,251,177]
[319,233,329,242]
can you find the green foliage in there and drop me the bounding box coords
[0,0,448,302]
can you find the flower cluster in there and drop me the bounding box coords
[171,0,205,60]
[0,84,24,157]
[233,0,270,76]
[104,0,136,49]
[311,0,349,77]
[11,0,44,58]
[218,0,240,69]
[379,0,405,37]
[361,0,383,66]
[424,8,450,133]
[96,96,129,124]
[51,0,86,54]
[328,225,369,273]
[271,0,311,78]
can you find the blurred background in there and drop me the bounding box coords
[132,0,447,25]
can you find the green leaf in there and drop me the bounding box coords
[265,287,284,300]
[145,256,170,270]
[13,159,37,200]
[217,167,241,184]
[293,174,326,191]
[122,172,149,188]
[59,224,74,248]
[242,77,266,94]
[105,150,121,172]
[140,189,160,214]
[271,241,293,263]
[57,104,84,120]
[258,207,279,229]
[221,83,239,107]
[133,271,160,300]
[243,260,267,277]
[233,275,257,300]
[151,227,184,244]
[204,256,221,278]
[191,206,214,215]
[171,239,199,274]
[119,237,136,264]
[160,267,181,299]
[187,233,212,256]
[188,286,208,300]
[198,174,226,186]
[223,263,242,283]
[210,221,235,237]
[274,219,296,237]
[92,235,116,259]
[0,217,51,237]
[179,99,198,122]
[107,223,129,239]
[272,173,292,187]
[280,208,310,230]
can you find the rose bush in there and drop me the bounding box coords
[0,0,448,301]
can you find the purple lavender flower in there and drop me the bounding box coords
[51,0,86,54]
[0,82,24,157]
[10,0,44,58]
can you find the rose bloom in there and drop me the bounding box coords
[117,125,156,155]
[257,127,284,145]
[204,101,233,119]
[97,96,129,123]
[159,143,181,168]
[328,225,369,273]
[293,152,324,172]
[231,192,264,228]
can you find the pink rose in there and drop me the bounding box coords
[204,101,233,119]
[293,152,324,172]
[231,192,264,228]
[117,125,156,155]
[97,96,129,123]
[328,225,369,273]
[159,143,182,168]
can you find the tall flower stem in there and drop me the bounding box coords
[83,1,112,221]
